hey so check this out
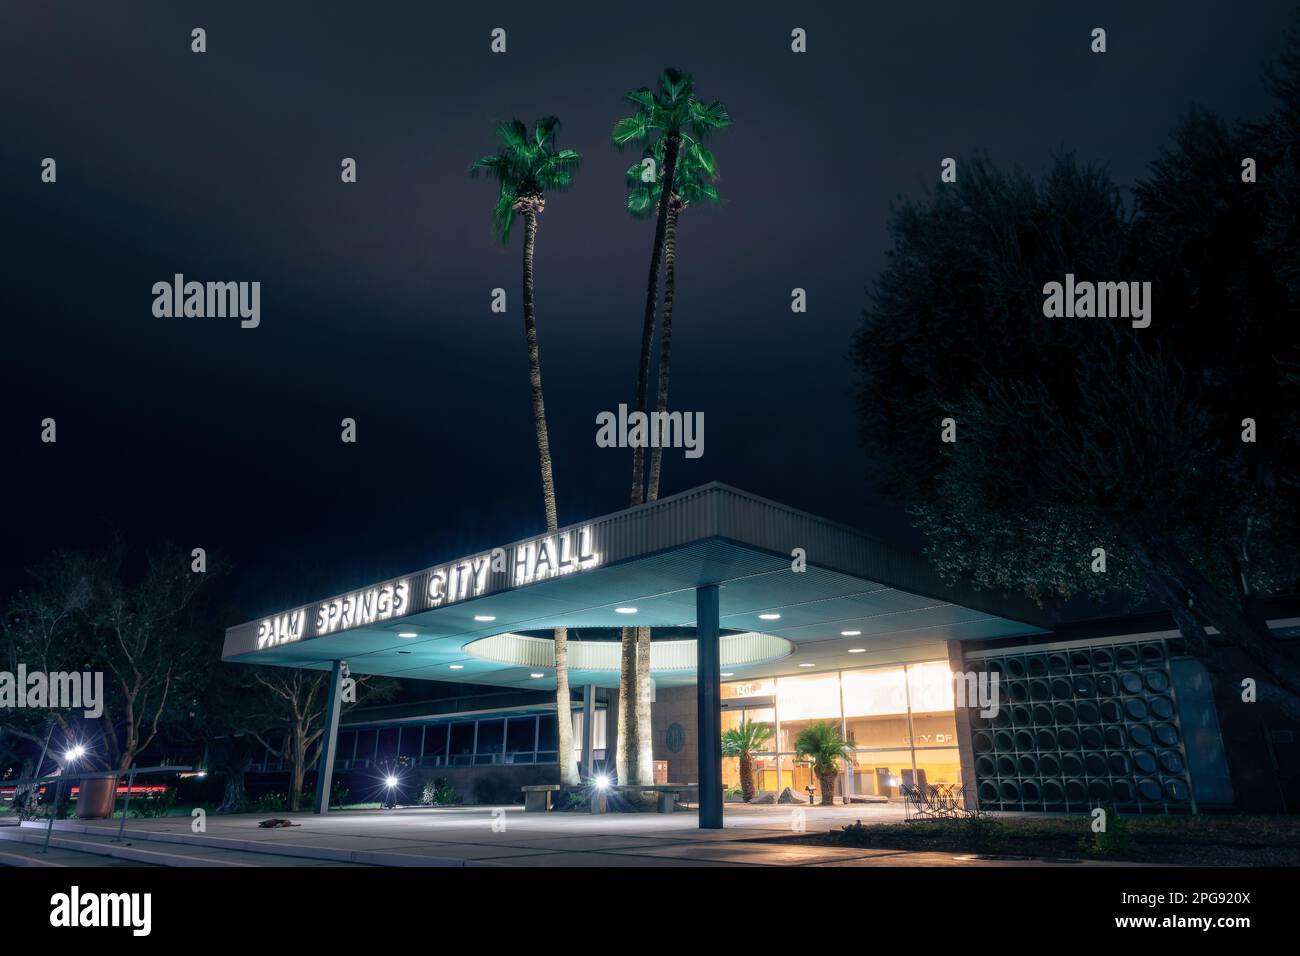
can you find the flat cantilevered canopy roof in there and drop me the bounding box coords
[223,483,1047,688]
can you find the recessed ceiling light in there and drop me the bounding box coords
[397,650,411,655]
[759,613,781,621]
[720,672,734,677]
[449,664,464,670]
[848,648,866,654]
[473,615,496,623]
[398,632,418,638]
[841,630,861,637]
[530,673,545,679]
[615,607,638,614]
[799,663,814,668]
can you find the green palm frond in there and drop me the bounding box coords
[624,88,655,110]
[612,68,731,204]
[688,99,732,139]
[792,721,854,775]
[621,138,723,218]
[496,119,530,152]
[612,116,650,149]
[471,116,583,245]
[532,115,560,147]
[721,721,773,757]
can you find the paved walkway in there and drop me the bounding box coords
[1,803,1133,867]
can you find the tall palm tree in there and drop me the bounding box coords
[625,141,722,501]
[612,70,729,785]
[471,117,582,785]
[612,68,730,507]
[793,721,855,806]
[721,720,773,803]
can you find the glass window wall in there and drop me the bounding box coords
[723,661,959,801]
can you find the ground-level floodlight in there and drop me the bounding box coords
[594,774,610,790]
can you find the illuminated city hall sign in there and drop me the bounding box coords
[316,580,410,635]
[254,526,600,649]
[257,609,305,648]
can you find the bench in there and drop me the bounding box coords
[520,784,561,812]
[592,783,694,814]
[521,783,694,813]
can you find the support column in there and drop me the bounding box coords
[313,660,346,814]
[696,584,722,829]
[581,684,596,780]
[947,641,978,811]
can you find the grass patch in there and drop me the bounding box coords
[765,814,1300,866]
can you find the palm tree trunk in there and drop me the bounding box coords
[629,134,681,506]
[555,626,578,784]
[617,627,636,783]
[521,207,579,785]
[646,199,680,503]
[739,752,755,803]
[622,145,681,788]
[635,625,654,784]
[818,771,837,806]
[522,209,558,531]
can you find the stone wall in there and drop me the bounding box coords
[652,685,699,784]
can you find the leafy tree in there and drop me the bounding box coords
[852,89,1300,714]
[721,720,772,802]
[185,659,264,813]
[611,68,729,784]
[793,721,853,806]
[2,544,211,773]
[240,666,397,812]
[471,117,582,785]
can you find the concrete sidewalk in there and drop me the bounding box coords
[0,803,1132,867]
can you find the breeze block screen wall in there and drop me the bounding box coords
[967,638,1197,813]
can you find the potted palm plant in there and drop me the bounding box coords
[721,721,773,802]
[793,721,855,806]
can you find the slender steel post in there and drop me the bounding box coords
[314,660,346,814]
[696,584,722,829]
[114,770,137,842]
[40,778,63,854]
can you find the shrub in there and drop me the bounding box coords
[255,792,287,813]
[835,819,875,847]
[130,789,177,818]
[556,791,589,812]
[421,778,459,806]
[955,810,1005,853]
[1083,805,1136,858]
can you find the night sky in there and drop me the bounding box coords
[1,1,1292,621]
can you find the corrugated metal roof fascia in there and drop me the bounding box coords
[223,483,1048,659]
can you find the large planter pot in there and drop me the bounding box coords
[76,776,118,819]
